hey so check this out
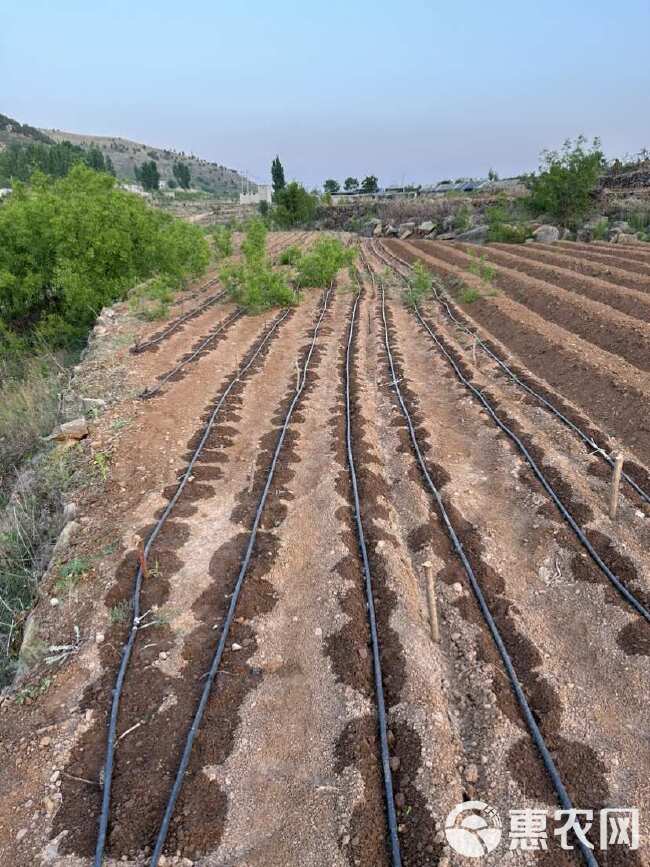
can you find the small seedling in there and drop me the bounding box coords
[110,600,132,624]
[404,261,432,308]
[93,451,111,481]
[15,675,52,705]
[55,557,91,593]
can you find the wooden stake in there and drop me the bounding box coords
[609,452,624,520]
[424,561,439,643]
[137,540,149,580]
[472,335,478,369]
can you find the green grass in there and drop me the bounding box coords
[460,286,481,304]
[403,261,432,308]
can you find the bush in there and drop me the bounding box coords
[453,204,472,232]
[0,165,210,350]
[273,182,318,227]
[213,225,233,259]
[295,238,356,288]
[485,204,531,243]
[278,245,303,266]
[404,261,432,307]
[220,220,294,311]
[526,136,605,227]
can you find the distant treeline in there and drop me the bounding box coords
[0,140,115,186]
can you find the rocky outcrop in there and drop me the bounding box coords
[532,225,560,243]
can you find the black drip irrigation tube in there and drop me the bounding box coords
[131,284,226,354]
[372,239,650,507]
[345,285,402,867]
[147,284,334,866]
[367,244,650,623]
[93,306,292,867]
[369,261,600,867]
[139,308,245,399]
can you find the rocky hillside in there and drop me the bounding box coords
[43,128,248,196]
[0,113,53,148]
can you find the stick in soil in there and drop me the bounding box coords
[609,452,625,520]
[424,561,439,643]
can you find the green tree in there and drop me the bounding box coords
[173,160,191,189]
[488,168,499,181]
[323,179,340,194]
[0,165,209,348]
[271,155,286,197]
[86,146,106,172]
[526,136,604,226]
[344,177,358,191]
[105,154,116,176]
[136,160,160,191]
[273,182,318,227]
[360,175,379,193]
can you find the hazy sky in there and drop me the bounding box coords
[2,1,649,188]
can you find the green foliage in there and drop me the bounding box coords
[460,286,481,303]
[488,168,499,181]
[404,261,432,307]
[467,252,497,284]
[0,112,53,144]
[344,177,359,191]
[278,245,303,266]
[212,225,233,259]
[221,220,294,311]
[128,276,175,320]
[135,159,160,190]
[258,199,270,218]
[591,219,609,240]
[0,140,112,185]
[323,179,340,194]
[360,175,379,193]
[271,155,286,196]
[526,136,605,227]
[0,164,209,349]
[273,182,318,227]
[294,238,356,288]
[485,203,531,243]
[173,160,191,189]
[453,204,472,232]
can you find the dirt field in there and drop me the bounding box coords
[1,233,649,867]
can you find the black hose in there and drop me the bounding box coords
[93,307,292,867]
[139,308,244,399]
[131,284,225,354]
[345,285,402,867]
[148,284,334,865]
[372,240,650,506]
[370,260,600,867]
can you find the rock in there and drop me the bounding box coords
[394,792,406,809]
[614,232,641,244]
[231,642,242,651]
[81,397,107,410]
[398,221,416,234]
[532,224,560,243]
[40,736,51,747]
[611,220,631,233]
[560,228,573,240]
[372,222,383,237]
[464,763,479,783]
[424,230,438,240]
[385,224,398,236]
[63,502,78,523]
[16,829,28,842]
[418,220,436,234]
[442,215,455,232]
[48,418,88,442]
[389,756,400,772]
[436,232,457,241]
[456,225,489,244]
[399,230,413,240]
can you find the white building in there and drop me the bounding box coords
[239,184,272,205]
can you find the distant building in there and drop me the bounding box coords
[0,187,11,198]
[240,184,272,205]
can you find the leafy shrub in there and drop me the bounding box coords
[461,286,481,303]
[591,219,609,240]
[221,220,294,311]
[404,261,432,307]
[526,136,604,227]
[273,182,318,227]
[485,204,531,243]
[278,245,303,266]
[294,238,356,288]
[213,225,233,259]
[128,276,175,320]
[0,165,209,350]
[453,204,472,232]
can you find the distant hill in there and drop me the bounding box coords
[0,113,53,147]
[43,128,249,197]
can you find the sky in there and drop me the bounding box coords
[2,1,649,188]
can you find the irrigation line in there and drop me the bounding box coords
[140,308,245,399]
[148,284,334,866]
[372,240,650,507]
[93,307,292,867]
[345,285,402,867]
[131,283,225,354]
[369,260,599,867]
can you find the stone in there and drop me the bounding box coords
[442,215,455,232]
[372,222,383,237]
[464,763,479,783]
[456,225,489,244]
[615,232,641,244]
[398,221,416,234]
[63,502,78,523]
[532,224,560,243]
[81,397,107,410]
[418,220,436,233]
[385,224,398,236]
[16,829,28,842]
[48,418,88,442]
[399,230,413,240]
[436,232,457,241]
[611,220,631,233]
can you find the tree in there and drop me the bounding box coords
[271,155,286,197]
[360,175,379,193]
[526,136,604,227]
[344,177,359,191]
[136,160,160,191]
[488,168,499,182]
[173,160,191,190]
[273,182,317,227]
[323,179,340,194]
[86,146,106,172]
[105,155,116,176]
